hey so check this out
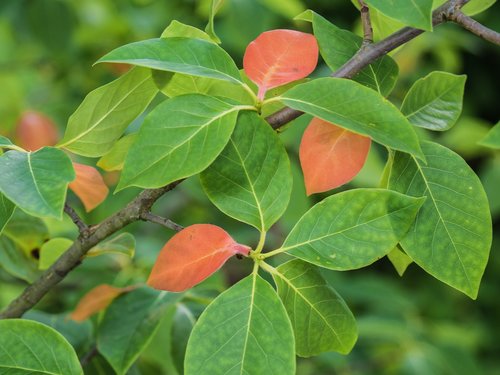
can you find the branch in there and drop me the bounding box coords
[79,345,98,367]
[140,212,184,232]
[64,203,90,237]
[358,0,373,45]
[448,11,500,46]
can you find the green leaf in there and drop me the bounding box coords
[86,232,135,258]
[3,210,49,254]
[97,38,242,85]
[363,0,433,31]
[171,304,196,375]
[478,121,500,149]
[271,259,357,356]
[0,319,83,375]
[401,71,466,131]
[201,112,292,231]
[97,286,181,375]
[296,10,398,96]
[280,78,424,160]
[0,135,24,152]
[280,189,425,270]
[388,141,492,299]
[205,0,224,43]
[58,68,158,157]
[0,147,75,219]
[0,193,15,235]
[39,238,73,270]
[387,246,413,276]
[119,94,248,190]
[460,0,496,16]
[258,0,305,18]
[0,236,40,283]
[97,133,137,172]
[185,273,295,375]
[162,20,214,42]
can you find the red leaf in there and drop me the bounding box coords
[243,29,318,100]
[300,118,371,195]
[16,110,59,151]
[69,163,109,212]
[70,284,135,322]
[147,224,251,292]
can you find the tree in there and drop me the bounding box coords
[0,0,499,374]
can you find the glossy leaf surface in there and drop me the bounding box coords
[16,110,59,151]
[281,189,425,270]
[389,141,492,298]
[68,163,109,212]
[201,112,292,231]
[273,259,357,356]
[185,274,295,375]
[363,0,433,30]
[148,224,250,292]
[300,117,371,195]
[39,237,73,270]
[243,29,318,99]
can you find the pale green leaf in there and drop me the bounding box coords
[39,238,73,270]
[0,147,75,219]
[387,246,413,276]
[118,94,248,190]
[0,193,15,235]
[185,273,295,375]
[462,0,497,15]
[205,0,224,43]
[280,78,424,160]
[162,20,214,42]
[58,68,158,157]
[201,112,292,231]
[0,319,83,375]
[389,141,492,298]
[258,0,305,18]
[0,236,40,283]
[3,210,49,254]
[86,232,135,258]
[296,10,399,96]
[401,71,466,131]
[364,0,433,31]
[97,286,181,375]
[478,121,500,149]
[97,133,137,172]
[272,259,357,356]
[281,189,425,270]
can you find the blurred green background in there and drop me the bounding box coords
[0,0,499,374]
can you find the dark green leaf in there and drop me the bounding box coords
[0,236,40,283]
[171,304,196,375]
[0,193,15,235]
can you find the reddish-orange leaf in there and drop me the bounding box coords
[243,29,318,99]
[16,110,59,151]
[69,163,109,212]
[70,284,135,322]
[147,224,251,292]
[300,118,371,195]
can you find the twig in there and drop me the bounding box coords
[448,11,500,46]
[140,212,184,232]
[64,203,90,237]
[358,0,373,45]
[79,345,98,367]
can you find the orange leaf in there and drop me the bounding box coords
[70,284,134,322]
[300,118,371,195]
[147,224,251,292]
[16,110,59,151]
[243,29,318,100]
[69,163,109,212]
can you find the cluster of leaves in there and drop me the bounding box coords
[0,1,499,374]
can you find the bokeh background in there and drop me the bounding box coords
[0,0,499,374]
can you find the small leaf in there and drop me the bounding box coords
[281,189,425,270]
[97,38,242,84]
[0,147,75,219]
[478,121,500,149]
[0,319,83,375]
[387,246,413,276]
[388,141,492,299]
[16,110,59,151]
[58,68,158,157]
[363,0,433,31]
[0,236,40,282]
[39,237,73,270]
[272,259,357,356]
[148,224,250,292]
[0,135,23,152]
[97,133,137,172]
[71,284,135,322]
[201,112,292,231]
[0,193,15,235]
[401,71,466,131]
[162,20,214,42]
[243,29,318,99]
[86,232,135,258]
[205,0,225,43]
[461,0,497,16]
[69,163,109,212]
[118,94,244,190]
[185,273,296,375]
[300,117,371,195]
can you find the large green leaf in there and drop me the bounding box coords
[388,141,492,299]
[58,68,158,157]
[478,121,500,149]
[185,273,295,375]
[0,236,40,283]
[0,319,83,375]
[118,94,249,190]
[401,71,466,131]
[271,259,357,356]
[296,10,398,96]
[97,37,242,84]
[97,286,181,375]
[0,147,75,219]
[364,0,433,31]
[279,189,425,270]
[0,193,14,235]
[201,112,292,231]
[280,78,424,160]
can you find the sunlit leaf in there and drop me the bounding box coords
[97,133,137,172]
[243,29,318,99]
[2,209,49,254]
[300,117,371,195]
[363,0,433,31]
[69,163,109,212]
[478,121,500,149]
[39,237,73,270]
[387,246,413,276]
[86,232,135,258]
[162,20,214,42]
[16,110,59,151]
[148,224,250,292]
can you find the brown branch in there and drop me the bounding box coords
[64,203,90,237]
[79,345,98,367]
[140,212,184,232]
[448,11,500,46]
[358,0,373,45]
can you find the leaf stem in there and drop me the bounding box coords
[259,261,277,275]
[261,247,287,259]
[253,231,267,255]
[1,145,27,153]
